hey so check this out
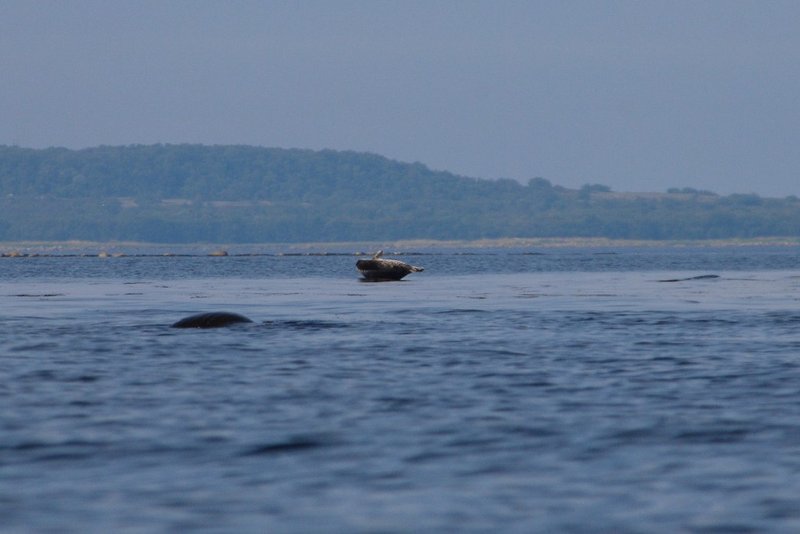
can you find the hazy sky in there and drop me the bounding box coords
[2,1,799,196]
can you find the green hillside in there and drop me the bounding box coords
[1,144,799,243]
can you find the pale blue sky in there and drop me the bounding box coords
[2,0,799,196]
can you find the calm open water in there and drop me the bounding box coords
[1,246,799,533]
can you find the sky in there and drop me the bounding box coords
[2,1,799,197]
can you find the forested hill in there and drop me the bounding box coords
[1,144,799,243]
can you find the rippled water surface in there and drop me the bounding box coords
[2,246,799,532]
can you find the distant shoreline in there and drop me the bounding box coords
[2,236,799,256]
[4,145,799,243]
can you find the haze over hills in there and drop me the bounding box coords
[1,144,799,243]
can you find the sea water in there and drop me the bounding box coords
[1,246,799,533]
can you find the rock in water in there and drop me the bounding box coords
[657,274,720,283]
[172,311,253,329]
[356,250,424,281]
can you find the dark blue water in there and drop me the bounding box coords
[2,246,799,532]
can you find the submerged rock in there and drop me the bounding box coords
[171,311,253,329]
[657,274,720,283]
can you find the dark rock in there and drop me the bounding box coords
[172,311,253,329]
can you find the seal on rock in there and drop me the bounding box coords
[356,250,424,281]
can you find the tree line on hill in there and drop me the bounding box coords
[1,144,798,243]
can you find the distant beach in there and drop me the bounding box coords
[2,237,799,258]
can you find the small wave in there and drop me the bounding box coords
[3,439,112,463]
[634,340,690,347]
[261,319,351,330]
[240,435,330,456]
[497,424,561,438]
[14,370,103,383]
[674,427,751,444]
[764,311,800,325]
[434,309,490,315]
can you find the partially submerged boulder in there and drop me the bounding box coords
[172,311,253,329]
